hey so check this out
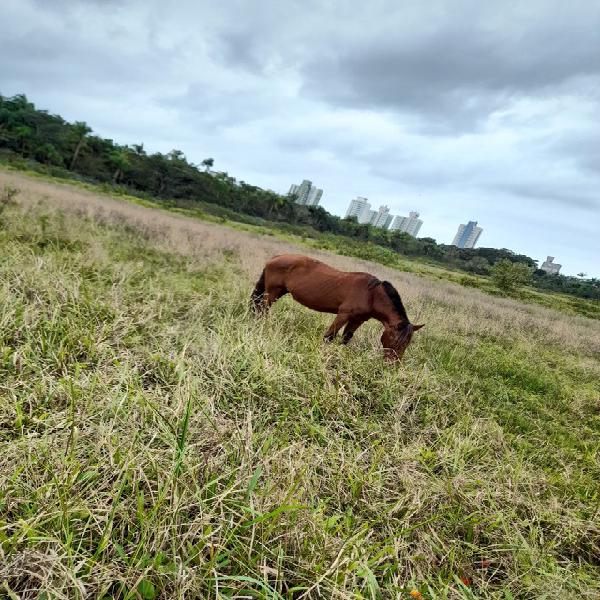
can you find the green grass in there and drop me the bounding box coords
[0,185,599,598]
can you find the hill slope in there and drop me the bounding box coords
[1,171,599,598]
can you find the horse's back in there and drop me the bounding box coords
[266,254,375,284]
[266,253,324,272]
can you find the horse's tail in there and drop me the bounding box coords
[251,268,266,312]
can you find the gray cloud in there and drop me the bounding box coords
[497,183,599,211]
[301,4,600,132]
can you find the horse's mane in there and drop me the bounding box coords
[381,280,409,324]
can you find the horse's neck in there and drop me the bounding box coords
[372,288,405,328]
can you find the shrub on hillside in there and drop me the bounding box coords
[491,258,533,291]
[459,275,483,288]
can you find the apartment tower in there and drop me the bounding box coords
[452,221,483,249]
[389,211,423,237]
[288,179,323,206]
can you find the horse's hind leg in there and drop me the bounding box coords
[323,312,350,342]
[251,269,267,313]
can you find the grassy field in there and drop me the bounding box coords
[1,170,599,599]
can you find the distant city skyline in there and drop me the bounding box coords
[344,196,568,265]
[296,184,571,271]
[285,178,578,273]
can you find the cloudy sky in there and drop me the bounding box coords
[2,0,599,276]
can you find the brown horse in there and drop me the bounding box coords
[251,254,424,360]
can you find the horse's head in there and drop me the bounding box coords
[381,322,424,362]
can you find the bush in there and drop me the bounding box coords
[459,275,482,288]
[491,259,533,291]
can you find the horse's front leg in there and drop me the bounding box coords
[341,317,366,344]
[323,313,350,342]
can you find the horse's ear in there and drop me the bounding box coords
[412,323,425,331]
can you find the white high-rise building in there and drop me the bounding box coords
[306,186,323,206]
[364,210,377,225]
[345,199,398,229]
[389,211,423,237]
[540,256,562,275]
[371,205,391,228]
[288,179,323,206]
[452,221,483,249]
[345,197,372,223]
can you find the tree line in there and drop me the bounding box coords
[1,93,598,300]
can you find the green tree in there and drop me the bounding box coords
[13,125,34,154]
[201,157,214,171]
[108,149,130,183]
[168,149,187,162]
[34,143,63,165]
[492,259,533,292]
[0,121,10,144]
[266,193,286,218]
[69,121,92,169]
